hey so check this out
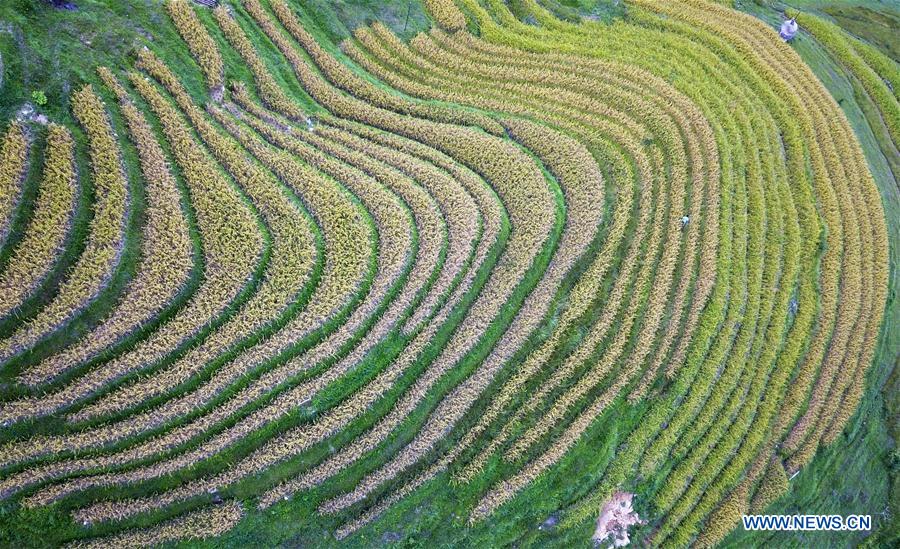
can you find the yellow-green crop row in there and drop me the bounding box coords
[789,9,900,147]
[849,38,900,103]
[406,26,720,404]
[606,10,782,486]
[643,89,774,479]
[280,116,598,514]
[422,0,466,32]
[313,119,479,334]
[352,22,698,480]
[625,2,883,544]
[0,121,29,247]
[3,69,195,397]
[468,0,820,540]
[165,0,224,90]
[68,501,243,549]
[624,2,828,540]
[0,124,76,320]
[213,5,307,121]
[319,115,501,336]
[0,86,128,364]
[260,0,506,135]
[67,48,320,422]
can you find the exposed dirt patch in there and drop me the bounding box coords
[592,491,644,547]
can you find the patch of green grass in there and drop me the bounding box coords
[822,5,900,62]
[293,0,430,42]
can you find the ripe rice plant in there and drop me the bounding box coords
[0,124,76,322]
[2,69,195,396]
[166,0,225,90]
[70,501,243,548]
[213,6,307,121]
[0,86,129,365]
[0,122,29,248]
[422,0,466,32]
[0,0,892,547]
[789,9,900,148]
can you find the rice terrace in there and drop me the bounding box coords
[0,0,897,546]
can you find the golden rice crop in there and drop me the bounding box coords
[789,9,900,147]
[165,0,224,89]
[0,86,128,364]
[0,124,76,320]
[2,69,194,396]
[422,0,467,32]
[68,501,243,548]
[0,121,29,247]
[213,6,306,121]
[0,1,890,547]
[69,50,319,422]
[0,71,266,424]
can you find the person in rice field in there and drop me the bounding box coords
[780,17,798,42]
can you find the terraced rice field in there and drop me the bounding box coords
[0,0,895,547]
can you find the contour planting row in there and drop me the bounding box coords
[630,19,788,482]
[66,49,322,422]
[213,5,307,122]
[40,0,556,524]
[422,0,466,32]
[0,124,77,323]
[0,24,492,506]
[416,26,721,399]
[15,99,497,513]
[259,0,504,135]
[5,67,197,400]
[496,0,812,528]
[556,1,815,536]
[789,9,900,148]
[342,17,720,528]
[166,0,225,90]
[422,0,828,540]
[0,122,29,249]
[69,501,243,548]
[0,86,129,365]
[0,65,267,443]
[624,2,880,539]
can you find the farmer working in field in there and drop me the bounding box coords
[780,17,798,42]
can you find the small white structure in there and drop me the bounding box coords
[780,18,798,41]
